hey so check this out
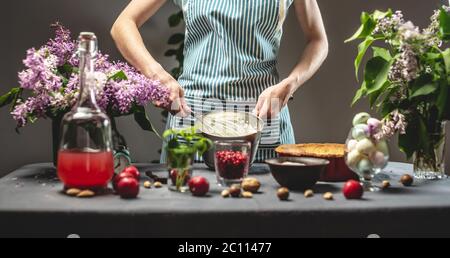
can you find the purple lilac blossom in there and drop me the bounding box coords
[47,22,76,66]
[18,48,63,92]
[374,110,407,141]
[11,23,170,128]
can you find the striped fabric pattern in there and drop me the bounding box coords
[162,0,296,163]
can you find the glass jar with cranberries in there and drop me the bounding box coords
[214,141,251,186]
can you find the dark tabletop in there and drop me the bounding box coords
[1,162,450,238]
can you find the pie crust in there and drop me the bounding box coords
[275,143,345,159]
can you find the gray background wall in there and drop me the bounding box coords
[0,0,448,176]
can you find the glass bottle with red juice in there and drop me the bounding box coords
[57,32,114,190]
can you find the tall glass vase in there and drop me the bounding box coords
[167,150,194,193]
[414,122,447,180]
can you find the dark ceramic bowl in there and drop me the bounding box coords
[266,157,330,190]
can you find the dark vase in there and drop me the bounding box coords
[51,115,64,167]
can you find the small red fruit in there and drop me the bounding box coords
[117,177,140,199]
[170,169,178,185]
[113,172,134,192]
[343,180,364,200]
[188,176,210,197]
[170,169,190,186]
[122,166,140,180]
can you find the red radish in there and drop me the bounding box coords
[343,180,364,200]
[170,169,190,186]
[188,176,210,197]
[117,177,140,199]
[170,169,178,185]
[113,172,134,192]
[122,166,140,180]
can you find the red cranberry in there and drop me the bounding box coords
[343,180,364,200]
[170,169,178,185]
[113,172,134,192]
[122,166,140,180]
[188,176,210,197]
[215,150,249,180]
[117,177,140,199]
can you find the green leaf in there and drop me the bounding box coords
[351,84,367,106]
[373,9,392,20]
[410,83,438,98]
[109,70,128,81]
[369,81,390,108]
[163,129,176,140]
[380,101,396,117]
[0,88,21,108]
[165,49,177,57]
[345,12,376,43]
[442,49,450,68]
[163,127,211,157]
[167,137,180,149]
[437,81,449,119]
[193,138,212,156]
[28,114,38,124]
[439,7,450,41]
[10,88,23,112]
[426,52,442,61]
[133,105,160,137]
[363,56,392,94]
[169,11,183,27]
[354,37,375,80]
[168,33,185,45]
[372,47,392,61]
[441,49,450,83]
[410,74,434,95]
[57,63,74,77]
[399,115,432,159]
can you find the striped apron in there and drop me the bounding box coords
[162,0,296,163]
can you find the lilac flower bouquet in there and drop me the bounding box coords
[0,23,170,150]
[347,7,450,178]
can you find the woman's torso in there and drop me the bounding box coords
[174,0,294,100]
[163,0,296,163]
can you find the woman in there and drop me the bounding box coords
[111,0,328,161]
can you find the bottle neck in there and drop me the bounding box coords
[76,52,100,110]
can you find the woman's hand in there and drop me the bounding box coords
[111,0,191,116]
[253,78,295,119]
[148,63,191,117]
[255,0,329,119]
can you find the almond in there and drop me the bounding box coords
[242,191,253,198]
[304,189,314,198]
[143,181,152,189]
[76,190,95,198]
[153,181,163,188]
[221,189,231,198]
[323,192,334,201]
[66,188,81,196]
